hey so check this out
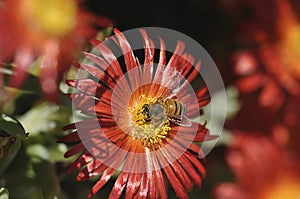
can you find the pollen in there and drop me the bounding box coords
[130,95,171,148]
[24,0,77,38]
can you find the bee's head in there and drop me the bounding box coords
[142,104,151,118]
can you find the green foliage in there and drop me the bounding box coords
[0,187,9,199]
[0,114,27,175]
[0,114,27,139]
[2,139,66,199]
[0,139,21,176]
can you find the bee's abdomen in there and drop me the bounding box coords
[165,99,186,116]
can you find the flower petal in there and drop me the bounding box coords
[64,142,87,158]
[68,152,94,173]
[109,172,129,199]
[88,168,117,198]
[156,149,188,199]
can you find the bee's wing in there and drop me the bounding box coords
[169,115,192,127]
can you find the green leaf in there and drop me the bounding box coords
[19,102,71,135]
[0,114,27,139]
[3,87,34,98]
[32,160,60,199]
[1,145,42,199]
[0,180,5,187]
[26,144,50,162]
[0,187,9,199]
[0,139,21,176]
[2,62,43,98]
[95,26,113,41]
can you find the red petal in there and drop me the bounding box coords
[166,41,186,71]
[187,60,201,82]
[178,155,202,187]
[159,141,194,192]
[90,38,101,46]
[109,172,129,199]
[80,63,116,89]
[186,153,206,179]
[77,161,108,181]
[159,41,186,89]
[71,93,116,117]
[174,52,188,73]
[83,52,120,79]
[93,41,124,77]
[62,123,76,131]
[88,164,110,179]
[138,173,150,199]
[149,151,167,199]
[113,28,137,71]
[158,36,167,66]
[164,164,188,199]
[67,78,99,96]
[181,54,196,79]
[147,172,157,199]
[57,131,80,143]
[170,122,213,142]
[140,29,155,91]
[64,142,86,158]
[152,37,167,89]
[196,87,209,100]
[9,48,34,88]
[68,152,93,173]
[177,60,202,95]
[125,173,142,199]
[198,98,211,107]
[88,168,117,198]
[156,150,188,199]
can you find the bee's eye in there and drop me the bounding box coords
[149,104,165,117]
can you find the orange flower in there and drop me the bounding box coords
[234,0,300,110]
[215,133,300,199]
[59,29,216,198]
[0,0,111,100]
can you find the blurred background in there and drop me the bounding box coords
[1,0,300,198]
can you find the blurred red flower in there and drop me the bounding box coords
[283,94,300,153]
[233,0,300,110]
[59,28,216,198]
[0,0,111,100]
[215,133,300,199]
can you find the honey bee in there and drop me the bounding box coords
[142,97,192,127]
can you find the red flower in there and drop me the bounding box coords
[283,94,300,152]
[0,0,111,100]
[59,28,216,198]
[233,0,300,110]
[215,133,300,199]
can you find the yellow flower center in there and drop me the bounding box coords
[130,95,171,148]
[263,178,300,199]
[25,0,77,38]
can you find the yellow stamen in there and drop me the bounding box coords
[25,0,77,37]
[130,95,171,148]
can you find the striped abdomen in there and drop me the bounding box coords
[163,99,186,116]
